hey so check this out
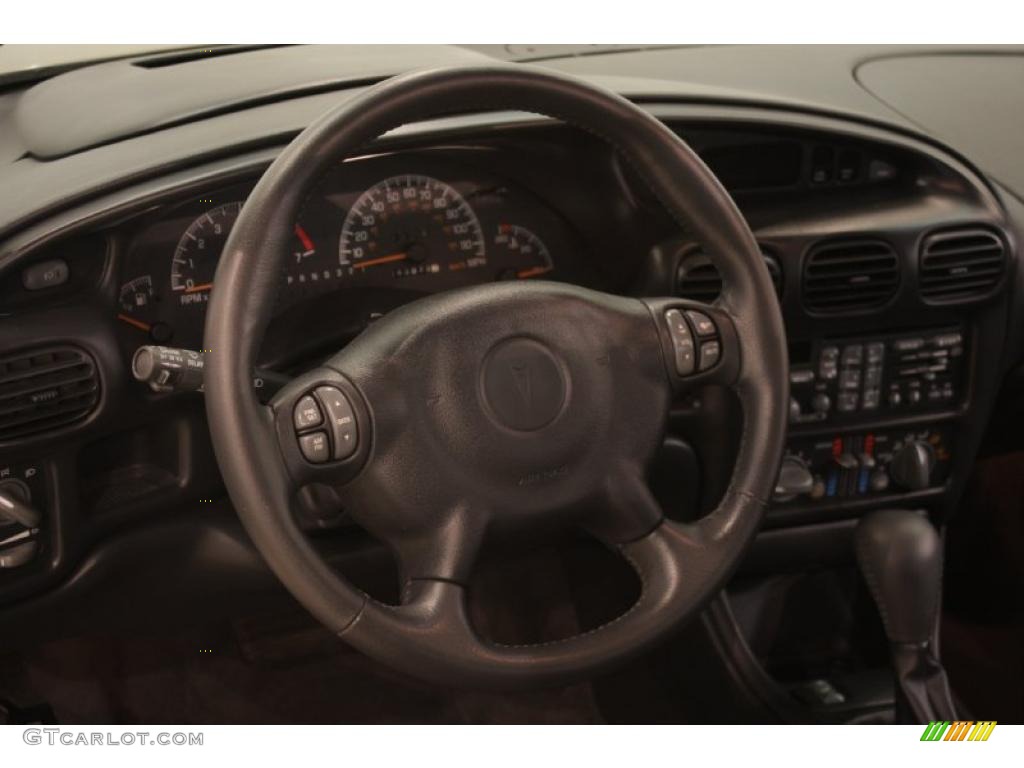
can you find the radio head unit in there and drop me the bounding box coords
[788,327,965,426]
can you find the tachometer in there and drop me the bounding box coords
[338,175,485,279]
[170,201,243,303]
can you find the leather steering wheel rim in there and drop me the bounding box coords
[205,65,788,690]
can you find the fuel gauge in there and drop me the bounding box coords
[119,275,154,316]
[118,275,172,342]
[492,224,553,281]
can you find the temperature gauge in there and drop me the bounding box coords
[491,224,553,281]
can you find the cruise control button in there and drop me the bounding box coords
[293,395,323,430]
[315,386,358,460]
[699,339,721,371]
[685,310,716,338]
[664,309,696,375]
[298,431,330,463]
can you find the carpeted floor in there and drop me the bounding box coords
[0,538,625,724]
[0,615,601,724]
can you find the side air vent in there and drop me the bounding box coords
[802,239,899,313]
[0,345,100,441]
[919,227,1006,304]
[675,250,783,302]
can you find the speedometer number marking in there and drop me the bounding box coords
[339,175,485,280]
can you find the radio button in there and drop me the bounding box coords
[934,332,963,348]
[685,310,717,338]
[839,369,861,390]
[894,337,925,353]
[698,339,721,371]
[664,310,696,375]
[863,388,881,409]
[790,369,815,385]
[841,345,864,366]
[819,346,839,380]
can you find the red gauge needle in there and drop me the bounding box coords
[353,252,409,270]
[184,282,214,294]
[294,224,316,259]
[117,314,152,332]
[516,266,553,279]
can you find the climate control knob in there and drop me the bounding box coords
[889,441,935,491]
[774,456,815,502]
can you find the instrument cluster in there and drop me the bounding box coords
[115,156,585,351]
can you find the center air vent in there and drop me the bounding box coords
[802,239,899,313]
[919,227,1006,304]
[675,249,782,302]
[0,345,100,441]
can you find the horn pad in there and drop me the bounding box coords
[481,337,568,432]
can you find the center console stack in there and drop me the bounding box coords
[771,326,966,518]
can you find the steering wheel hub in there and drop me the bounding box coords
[481,337,567,432]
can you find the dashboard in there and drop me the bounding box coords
[0,62,1020,628]
[115,153,589,356]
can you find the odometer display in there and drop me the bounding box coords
[339,175,485,282]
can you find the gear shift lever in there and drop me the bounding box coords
[854,509,957,723]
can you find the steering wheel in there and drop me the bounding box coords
[204,66,787,690]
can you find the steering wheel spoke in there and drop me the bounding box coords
[388,501,486,593]
[586,468,665,545]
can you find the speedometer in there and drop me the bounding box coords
[339,175,485,279]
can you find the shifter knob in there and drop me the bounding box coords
[854,509,942,645]
[855,509,957,723]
